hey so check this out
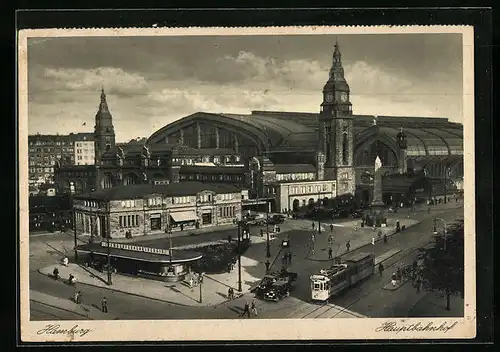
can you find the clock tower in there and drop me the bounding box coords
[94,87,116,165]
[318,41,355,196]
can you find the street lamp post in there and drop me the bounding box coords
[444,166,450,204]
[106,199,112,286]
[434,218,448,250]
[317,190,322,234]
[237,220,243,292]
[73,205,78,261]
[265,199,271,258]
[199,272,204,303]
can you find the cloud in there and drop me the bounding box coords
[37,67,149,97]
[27,47,463,142]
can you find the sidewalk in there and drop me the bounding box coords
[305,218,419,262]
[38,234,284,308]
[30,290,118,320]
[408,291,464,317]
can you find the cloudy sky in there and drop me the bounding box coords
[27,33,463,142]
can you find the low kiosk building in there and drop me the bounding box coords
[75,241,202,282]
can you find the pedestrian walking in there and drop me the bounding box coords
[378,230,382,240]
[180,223,184,231]
[378,263,384,277]
[227,262,231,274]
[330,224,334,233]
[346,240,351,252]
[240,302,251,318]
[311,233,315,243]
[288,252,292,265]
[189,276,194,290]
[101,297,108,313]
[227,287,233,300]
[328,247,333,260]
[371,236,375,245]
[265,260,270,273]
[62,257,69,266]
[312,222,315,230]
[391,273,397,287]
[251,299,258,316]
[383,234,388,244]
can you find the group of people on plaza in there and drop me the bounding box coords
[380,259,422,292]
[188,271,204,290]
[281,252,293,265]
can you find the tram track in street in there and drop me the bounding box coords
[300,244,430,319]
[299,214,462,319]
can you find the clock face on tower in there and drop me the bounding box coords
[325,92,334,103]
[340,92,348,103]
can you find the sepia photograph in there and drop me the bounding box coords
[18,25,476,341]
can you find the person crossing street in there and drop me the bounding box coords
[328,247,333,260]
[378,263,384,277]
[101,297,108,313]
[251,299,258,316]
[345,240,351,252]
[240,302,251,318]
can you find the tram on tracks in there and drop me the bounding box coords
[310,252,375,302]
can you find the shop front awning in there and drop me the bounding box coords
[170,211,199,222]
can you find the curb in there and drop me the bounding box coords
[30,299,93,320]
[305,221,420,262]
[36,270,193,308]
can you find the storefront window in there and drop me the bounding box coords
[150,213,161,231]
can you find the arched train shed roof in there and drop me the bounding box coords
[147,110,463,157]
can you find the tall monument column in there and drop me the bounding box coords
[369,155,385,226]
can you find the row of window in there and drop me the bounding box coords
[218,206,236,218]
[173,196,192,205]
[119,214,140,228]
[75,142,94,147]
[29,141,73,146]
[289,184,329,195]
[219,193,235,201]
[276,173,315,182]
[199,194,212,203]
[29,167,54,173]
[76,149,93,154]
[76,155,93,160]
[172,155,241,165]
[83,200,99,208]
[179,174,243,182]
[61,171,95,177]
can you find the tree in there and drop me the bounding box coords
[417,218,464,310]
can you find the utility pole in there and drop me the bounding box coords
[237,221,242,292]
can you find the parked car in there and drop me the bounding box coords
[263,281,292,302]
[251,270,298,298]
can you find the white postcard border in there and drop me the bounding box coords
[18,25,476,342]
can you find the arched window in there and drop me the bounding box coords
[342,132,348,164]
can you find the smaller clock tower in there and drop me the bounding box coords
[318,40,355,196]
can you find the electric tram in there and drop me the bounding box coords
[310,252,375,302]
